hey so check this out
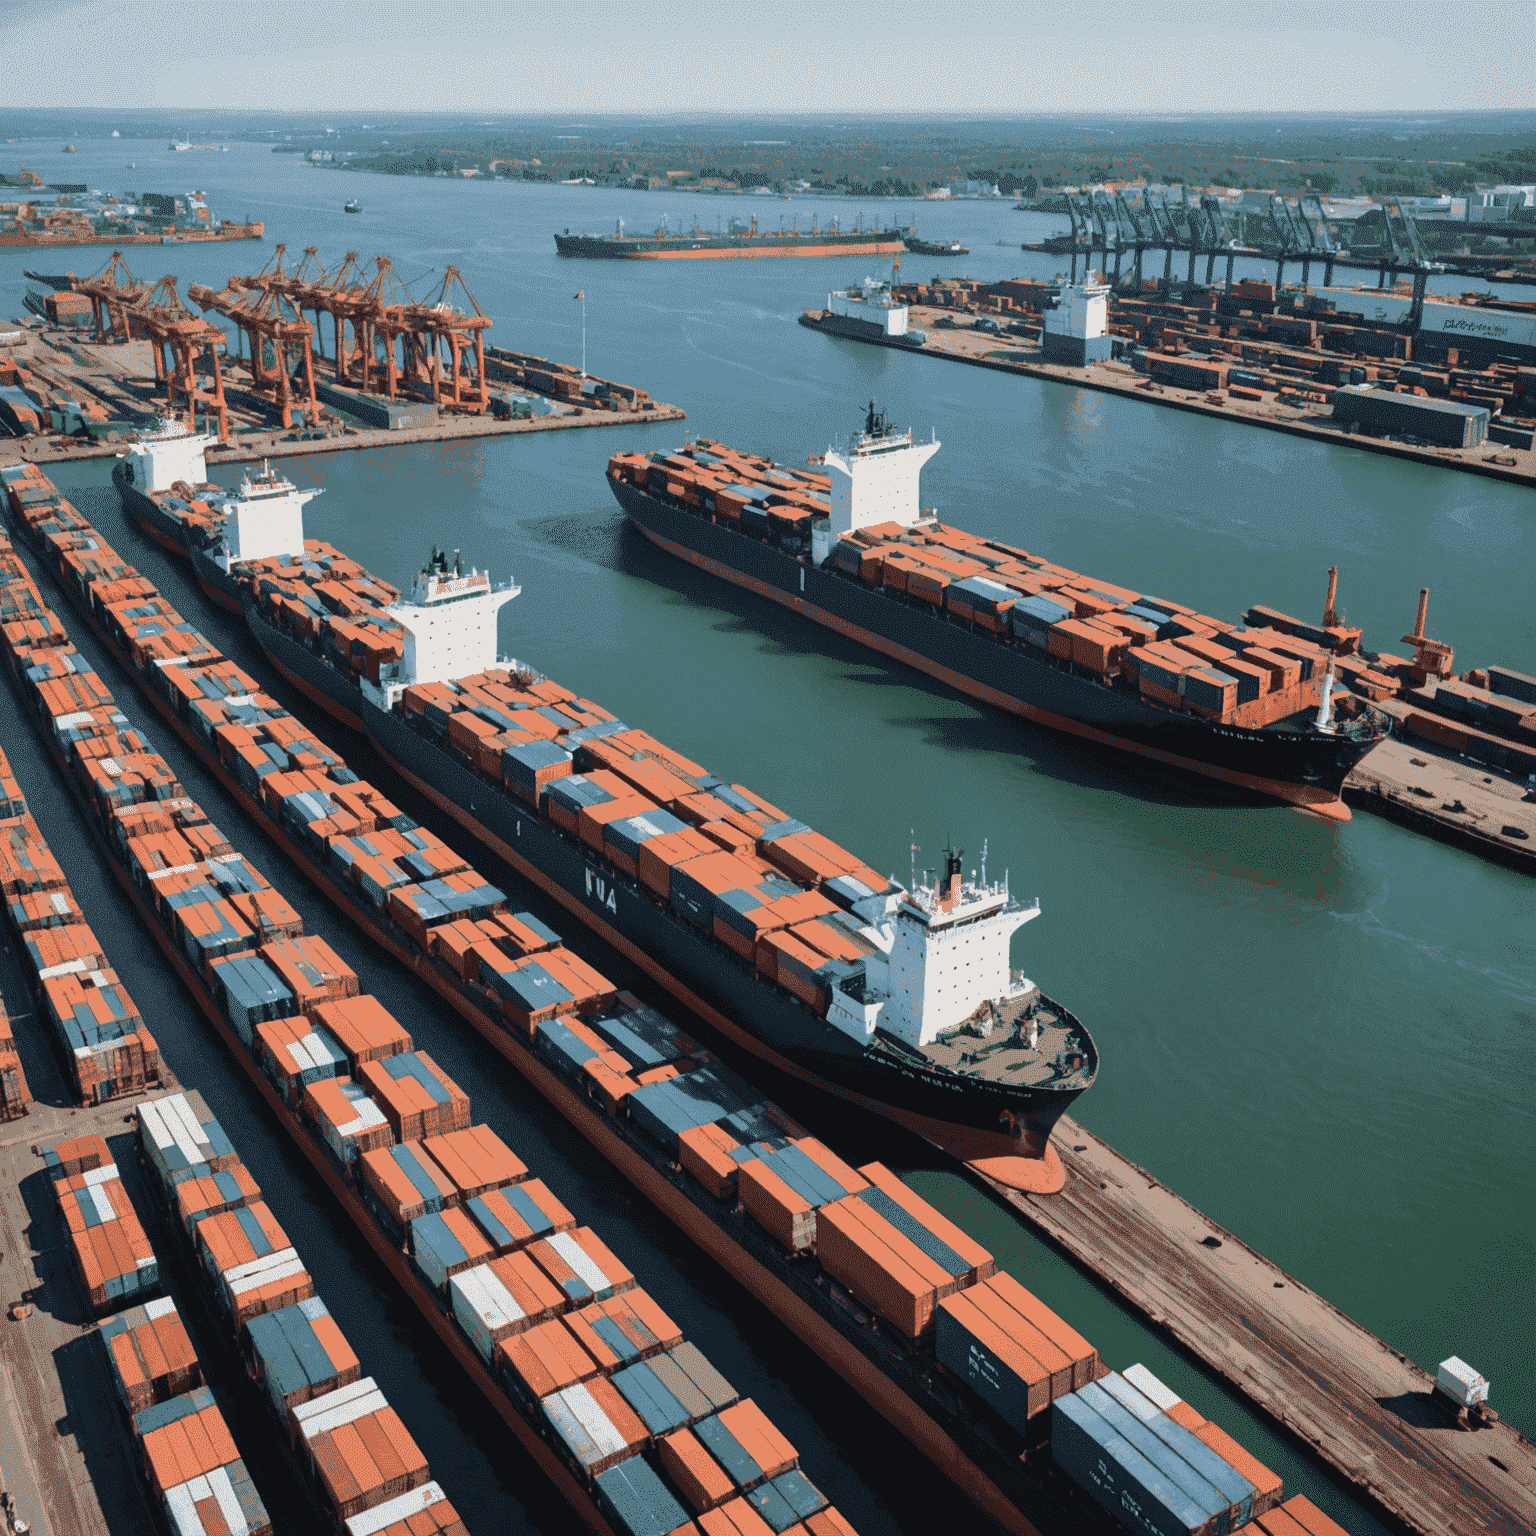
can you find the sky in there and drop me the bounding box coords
[2,0,1532,116]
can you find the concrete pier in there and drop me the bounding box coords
[983,1122,1536,1536]
[800,308,1536,492]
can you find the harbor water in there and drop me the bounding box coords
[3,141,1532,1533]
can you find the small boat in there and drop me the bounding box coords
[343,199,361,214]
[905,236,969,256]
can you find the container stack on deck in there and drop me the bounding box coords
[34,1126,275,1536]
[611,443,1349,736]
[0,566,164,1103]
[134,1084,476,1535]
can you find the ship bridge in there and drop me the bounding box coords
[363,546,519,709]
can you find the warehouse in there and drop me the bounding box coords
[1331,386,1489,448]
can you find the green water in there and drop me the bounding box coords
[6,142,1532,1534]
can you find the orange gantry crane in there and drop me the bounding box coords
[135,276,229,440]
[76,251,148,344]
[188,255,319,430]
[400,266,492,413]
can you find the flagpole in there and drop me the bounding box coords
[582,294,586,379]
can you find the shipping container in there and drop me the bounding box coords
[692,1397,796,1491]
[527,1227,635,1306]
[174,1163,262,1237]
[360,1051,471,1142]
[305,1076,395,1167]
[540,1375,651,1478]
[1053,1391,1216,1536]
[466,1179,575,1254]
[197,1201,313,1327]
[361,1141,459,1240]
[295,1378,430,1521]
[452,1251,568,1362]
[100,1297,201,1416]
[412,1206,495,1296]
[246,1295,363,1436]
[1094,1373,1256,1529]
[309,994,413,1075]
[339,1482,467,1536]
[418,1123,527,1203]
[592,1454,691,1536]
[256,1014,348,1105]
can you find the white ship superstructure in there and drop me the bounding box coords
[120,417,220,496]
[363,548,520,710]
[212,465,323,572]
[813,404,939,563]
[827,847,1039,1048]
[828,277,910,339]
[1042,275,1112,366]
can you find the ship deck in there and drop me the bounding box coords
[919,994,1091,1089]
[986,1120,1536,1536]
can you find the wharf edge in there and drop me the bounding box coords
[981,1122,1536,1536]
[0,401,688,472]
[797,311,1536,492]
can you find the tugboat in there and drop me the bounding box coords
[344,199,361,214]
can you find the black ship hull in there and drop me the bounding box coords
[554,230,909,261]
[610,478,1377,820]
[113,461,253,614]
[241,596,1092,1191]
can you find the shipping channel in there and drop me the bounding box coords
[1,140,1531,1531]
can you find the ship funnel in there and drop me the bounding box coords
[943,843,964,909]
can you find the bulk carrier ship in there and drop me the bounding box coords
[103,424,1096,1194]
[555,215,911,261]
[605,407,1389,821]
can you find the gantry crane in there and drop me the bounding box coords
[187,265,318,430]
[77,251,148,343]
[136,276,229,439]
[399,266,492,413]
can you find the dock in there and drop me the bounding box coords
[1346,707,1536,873]
[980,1123,1536,1536]
[0,328,684,471]
[0,1069,178,1536]
[799,308,1536,491]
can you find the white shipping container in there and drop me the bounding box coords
[1436,1357,1489,1407]
[450,1264,527,1362]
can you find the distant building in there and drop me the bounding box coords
[1470,184,1535,223]
[948,179,1000,198]
[1393,194,1467,222]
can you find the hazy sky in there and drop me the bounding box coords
[4,0,1532,115]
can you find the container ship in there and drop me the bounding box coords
[555,216,911,261]
[5,462,1334,1536]
[604,406,1389,822]
[113,418,318,613]
[101,423,1098,1193]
